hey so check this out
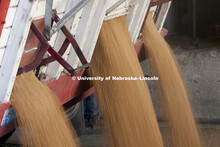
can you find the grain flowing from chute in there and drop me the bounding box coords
[11,71,78,147]
[142,13,201,147]
[89,16,164,147]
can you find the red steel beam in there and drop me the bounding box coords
[0,103,15,138]
[134,40,146,62]
[18,22,76,76]
[45,69,91,105]
[0,0,11,38]
[63,87,95,110]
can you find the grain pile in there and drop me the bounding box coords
[89,16,164,147]
[10,71,78,147]
[142,13,201,147]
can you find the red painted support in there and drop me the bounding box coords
[160,28,168,37]
[45,70,91,105]
[0,0,11,38]
[17,22,76,76]
[134,40,146,62]
[0,103,15,138]
[18,14,90,76]
[63,87,95,110]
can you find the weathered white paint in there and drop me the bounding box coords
[72,0,99,68]
[83,0,108,63]
[150,5,158,16]
[48,31,59,48]
[9,0,19,7]
[4,7,17,28]
[0,0,19,61]
[127,0,151,43]
[155,1,171,32]
[104,0,129,21]
[0,0,38,103]
[67,0,99,69]
[106,0,121,10]
[0,49,5,65]
[0,28,11,48]
[33,0,68,20]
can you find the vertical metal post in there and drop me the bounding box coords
[44,0,53,40]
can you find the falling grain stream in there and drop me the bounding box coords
[142,13,201,147]
[89,16,164,147]
[11,71,78,147]
[9,13,201,147]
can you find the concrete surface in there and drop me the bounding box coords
[79,120,220,147]
[141,35,220,121]
[6,123,220,147]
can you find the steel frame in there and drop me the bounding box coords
[17,12,88,76]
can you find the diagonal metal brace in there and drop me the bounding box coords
[17,10,89,77]
[52,0,90,33]
[53,13,88,65]
[17,23,76,76]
